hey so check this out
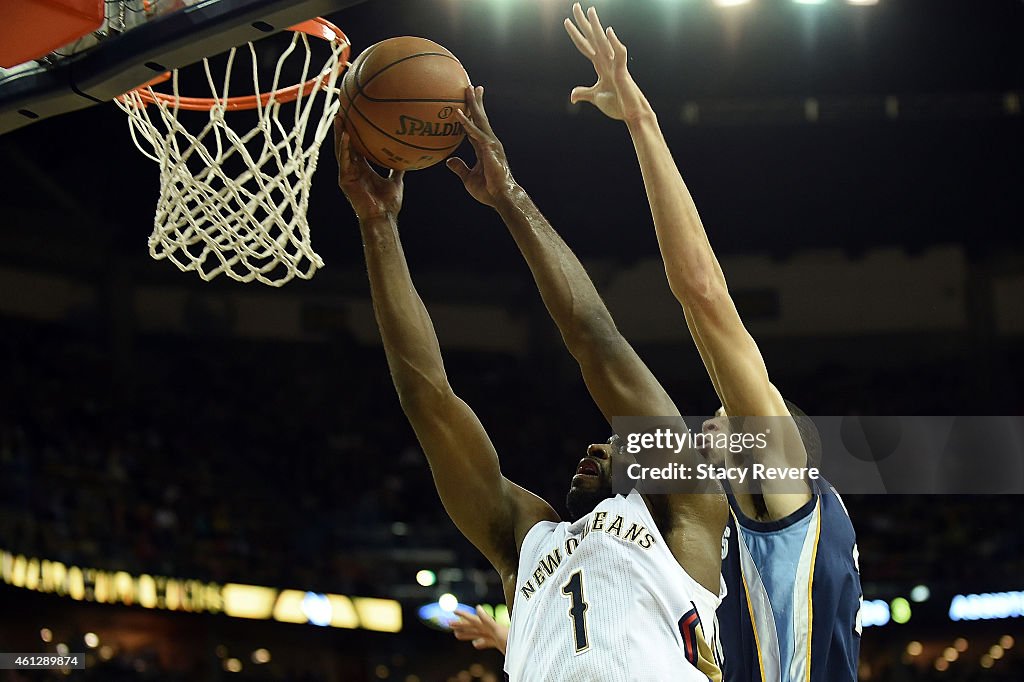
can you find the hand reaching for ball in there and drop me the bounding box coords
[446,85,520,209]
[334,116,404,222]
[564,3,650,123]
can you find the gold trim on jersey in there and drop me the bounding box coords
[694,617,724,682]
[804,501,822,682]
[741,569,768,682]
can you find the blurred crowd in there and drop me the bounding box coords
[1,314,1023,681]
[0,316,570,594]
[1,316,1022,597]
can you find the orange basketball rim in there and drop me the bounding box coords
[122,18,351,111]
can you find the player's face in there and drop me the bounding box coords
[700,406,731,465]
[566,437,617,520]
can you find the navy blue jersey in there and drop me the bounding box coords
[719,477,861,682]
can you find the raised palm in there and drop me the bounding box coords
[577,76,626,120]
[564,3,645,122]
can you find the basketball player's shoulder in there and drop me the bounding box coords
[815,477,858,545]
[518,515,568,558]
[663,482,729,538]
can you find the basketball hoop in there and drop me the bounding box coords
[115,18,351,286]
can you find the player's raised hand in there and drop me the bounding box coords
[451,606,509,655]
[334,117,404,221]
[564,3,648,123]
[446,85,518,208]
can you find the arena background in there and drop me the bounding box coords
[1,0,1022,680]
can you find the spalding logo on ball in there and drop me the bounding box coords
[338,36,471,171]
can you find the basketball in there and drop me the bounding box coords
[338,36,471,171]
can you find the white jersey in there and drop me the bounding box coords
[504,491,723,681]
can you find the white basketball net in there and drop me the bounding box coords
[115,28,347,286]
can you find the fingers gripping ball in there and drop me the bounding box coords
[338,36,471,171]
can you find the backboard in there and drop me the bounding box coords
[0,0,367,135]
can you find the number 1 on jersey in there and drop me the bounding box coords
[561,570,590,654]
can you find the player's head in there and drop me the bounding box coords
[566,435,620,520]
[699,400,820,468]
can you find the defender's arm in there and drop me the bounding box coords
[565,5,781,420]
[565,5,810,517]
[338,128,557,578]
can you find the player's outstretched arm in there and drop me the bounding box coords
[565,6,810,481]
[336,123,557,580]
[448,90,725,593]
[447,85,677,423]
